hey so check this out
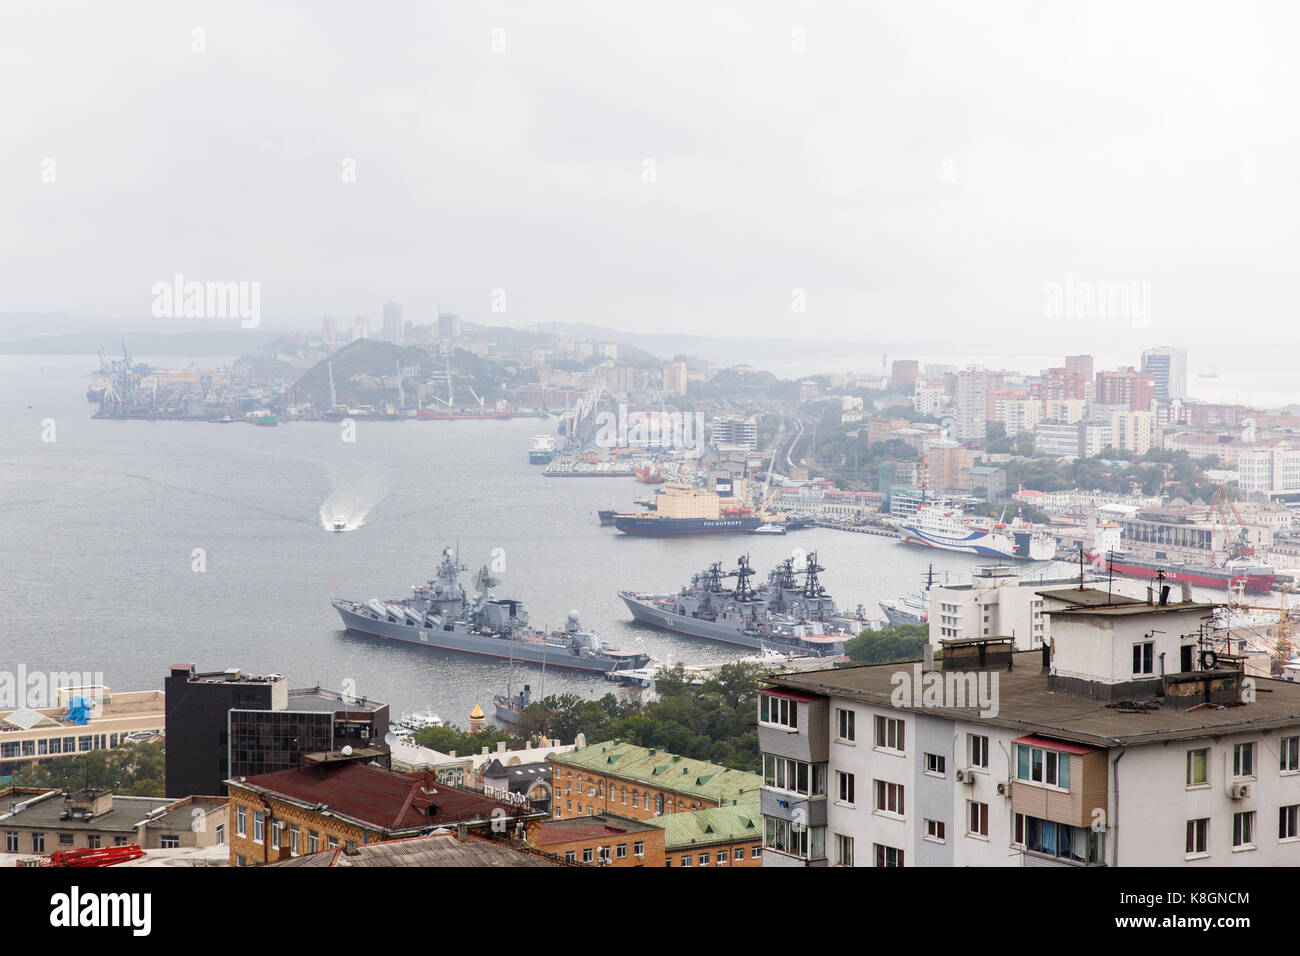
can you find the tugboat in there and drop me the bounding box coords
[619,552,868,656]
[333,548,652,673]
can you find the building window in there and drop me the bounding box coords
[681,854,691,867]
[5,832,18,853]
[1233,811,1255,850]
[616,843,627,859]
[253,812,264,844]
[836,834,854,866]
[1234,743,1255,778]
[874,844,903,868]
[634,840,645,857]
[58,833,75,846]
[236,806,247,837]
[759,694,798,730]
[309,830,319,853]
[874,715,905,753]
[1014,813,1104,864]
[598,846,610,864]
[969,734,989,769]
[114,836,128,846]
[924,753,945,776]
[874,780,904,816]
[160,835,180,849]
[1132,641,1154,675]
[582,847,593,863]
[328,836,339,849]
[270,821,281,851]
[1281,806,1300,841]
[968,801,988,837]
[836,708,855,742]
[716,849,727,864]
[215,825,224,846]
[752,846,762,858]
[655,794,664,815]
[1015,743,1070,789]
[32,833,45,853]
[1186,749,1208,787]
[1283,737,1300,773]
[699,853,709,866]
[289,824,300,856]
[924,819,945,843]
[837,771,856,805]
[734,846,744,861]
[631,792,639,809]
[1186,818,1209,857]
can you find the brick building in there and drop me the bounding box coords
[549,741,761,822]
[226,753,545,867]
[534,813,666,866]
[656,801,763,868]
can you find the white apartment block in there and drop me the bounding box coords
[1042,398,1087,424]
[1239,444,1300,496]
[998,398,1042,436]
[928,565,1050,650]
[912,381,948,417]
[759,596,1300,867]
[954,371,989,442]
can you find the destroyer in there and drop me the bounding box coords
[619,552,869,656]
[333,548,651,673]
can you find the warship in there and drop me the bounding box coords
[619,552,869,656]
[332,548,652,673]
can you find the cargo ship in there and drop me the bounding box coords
[892,504,1055,561]
[613,480,779,536]
[529,435,558,464]
[1086,522,1276,594]
[332,548,652,673]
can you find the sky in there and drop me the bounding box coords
[2,0,1298,362]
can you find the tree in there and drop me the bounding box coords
[844,625,930,664]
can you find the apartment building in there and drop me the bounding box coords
[759,596,1300,866]
[927,565,1055,650]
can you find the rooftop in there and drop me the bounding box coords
[765,651,1300,749]
[1035,587,1143,607]
[649,800,761,850]
[0,790,174,832]
[228,762,536,834]
[550,741,761,805]
[270,832,562,868]
[536,813,662,846]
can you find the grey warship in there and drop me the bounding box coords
[619,552,869,656]
[333,548,651,674]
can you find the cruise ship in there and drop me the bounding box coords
[893,504,1055,561]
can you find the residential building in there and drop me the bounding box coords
[1239,444,1300,497]
[0,788,228,856]
[999,398,1042,436]
[381,301,402,342]
[891,360,920,392]
[760,597,1300,866]
[663,362,689,396]
[928,565,1054,650]
[533,813,666,867]
[1081,422,1114,457]
[1065,355,1095,401]
[226,756,544,867]
[867,416,911,446]
[962,465,1006,504]
[712,416,759,450]
[653,800,764,868]
[1042,398,1087,424]
[1110,410,1155,455]
[923,442,975,494]
[912,380,948,417]
[1034,421,1082,458]
[1096,368,1155,412]
[954,371,990,442]
[548,740,761,822]
[436,312,461,339]
[164,665,389,798]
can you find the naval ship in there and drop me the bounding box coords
[332,548,652,674]
[619,553,869,656]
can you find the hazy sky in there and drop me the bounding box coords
[2,0,1298,354]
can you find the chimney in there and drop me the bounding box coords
[497,741,506,753]
[423,771,437,791]
[457,824,469,842]
[1146,586,1154,606]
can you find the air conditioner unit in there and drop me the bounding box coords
[996,781,1011,796]
[955,769,976,784]
[1229,783,1251,800]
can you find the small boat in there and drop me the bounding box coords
[749,522,787,535]
[332,515,347,532]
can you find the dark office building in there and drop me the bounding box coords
[164,665,389,798]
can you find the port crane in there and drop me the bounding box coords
[1210,483,1256,561]
[1223,580,1294,675]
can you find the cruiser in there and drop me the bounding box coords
[619,553,868,656]
[333,548,652,673]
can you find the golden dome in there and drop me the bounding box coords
[470,701,485,720]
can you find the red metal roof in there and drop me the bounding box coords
[235,762,517,832]
[1012,734,1096,755]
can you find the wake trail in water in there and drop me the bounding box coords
[319,461,389,532]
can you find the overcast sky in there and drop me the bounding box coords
[2,0,1297,357]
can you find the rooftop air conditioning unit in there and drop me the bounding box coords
[1230,783,1251,800]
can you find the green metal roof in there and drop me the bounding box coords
[549,741,761,805]
[649,799,762,850]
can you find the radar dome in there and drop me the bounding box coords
[568,610,581,623]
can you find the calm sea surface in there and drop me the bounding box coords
[0,355,1101,727]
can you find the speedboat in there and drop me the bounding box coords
[332,515,347,532]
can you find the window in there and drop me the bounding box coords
[681,854,691,867]
[924,819,945,843]
[616,843,627,859]
[328,836,339,849]
[565,850,576,864]
[874,715,905,752]
[289,824,300,856]
[1233,811,1255,849]
[1234,742,1255,778]
[836,708,855,742]
[759,693,798,729]
[1014,743,1070,789]
[634,840,644,857]
[270,821,281,851]
[1186,818,1209,856]
[160,835,180,849]
[924,753,945,776]
[598,846,610,864]
[874,780,904,816]
[1015,813,1104,864]
[632,792,639,809]
[752,846,762,858]
[1187,749,1208,787]
[58,833,74,846]
[114,836,128,846]
[1281,806,1300,841]
[716,850,726,864]
[968,801,988,837]
[655,794,664,815]
[1132,641,1154,675]
[32,833,45,853]
[763,818,825,860]
[236,806,247,837]
[253,811,264,844]
[215,824,224,846]
[309,830,319,853]
[837,771,855,805]
[5,832,17,853]
[874,844,903,867]
[734,846,744,861]
[762,755,826,796]
[969,735,989,769]
[1284,737,1300,773]
[699,853,709,866]
[836,834,854,866]
[582,847,593,863]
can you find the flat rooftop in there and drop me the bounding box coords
[766,651,1300,748]
[284,688,386,714]
[0,792,174,832]
[537,813,663,846]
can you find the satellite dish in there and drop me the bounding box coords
[1200,650,1218,670]
[341,745,353,756]
[383,732,397,747]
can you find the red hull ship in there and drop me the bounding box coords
[1085,551,1276,595]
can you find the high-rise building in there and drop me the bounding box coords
[1141,346,1188,401]
[1095,367,1155,411]
[1065,355,1095,401]
[437,312,462,339]
[890,360,919,392]
[954,370,990,442]
[382,301,403,342]
[663,362,689,396]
